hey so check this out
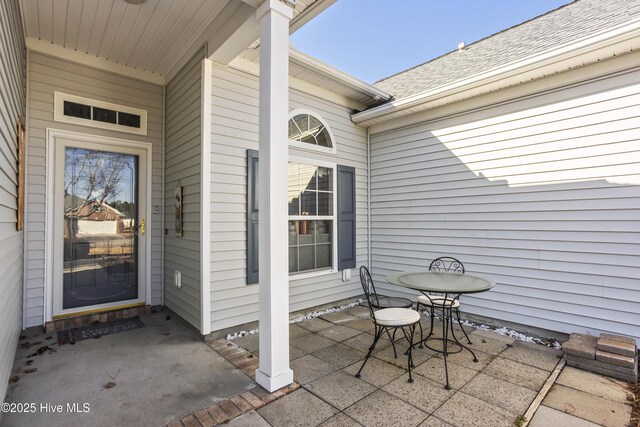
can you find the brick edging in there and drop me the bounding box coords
[163,339,300,427]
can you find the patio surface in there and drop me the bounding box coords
[2,304,634,426]
[2,309,255,427]
[218,304,634,427]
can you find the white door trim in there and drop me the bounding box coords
[45,129,152,321]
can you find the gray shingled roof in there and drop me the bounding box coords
[374,0,640,100]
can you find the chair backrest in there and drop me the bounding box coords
[359,266,379,321]
[429,256,465,274]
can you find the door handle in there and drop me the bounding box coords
[137,218,145,236]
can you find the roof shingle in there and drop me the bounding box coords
[374,0,640,100]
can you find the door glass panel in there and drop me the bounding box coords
[63,147,138,309]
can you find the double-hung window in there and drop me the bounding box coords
[288,161,336,274]
[246,110,356,284]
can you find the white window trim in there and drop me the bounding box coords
[288,155,338,279]
[54,92,148,136]
[288,108,336,155]
[44,129,153,322]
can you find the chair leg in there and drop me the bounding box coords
[407,324,416,383]
[388,328,399,358]
[356,325,384,378]
[416,302,425,348]
[456,308,472,344]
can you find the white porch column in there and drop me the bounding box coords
[255,0,294,392]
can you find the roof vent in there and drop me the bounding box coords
[457,42,465,52]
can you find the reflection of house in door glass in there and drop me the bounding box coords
[63,147,138,309]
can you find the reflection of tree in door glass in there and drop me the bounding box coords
[63,147,139,310]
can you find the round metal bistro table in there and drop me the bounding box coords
[386,271,495,389]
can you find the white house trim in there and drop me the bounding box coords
[289,48,390,101]
[228,56,370,110]
[288,108,337,155]
[200,58,213,335]
[353,16,640,126]
[44,129,153,322]
[255,0,295,393]
[25,37,165,86]
[53,92,148,136]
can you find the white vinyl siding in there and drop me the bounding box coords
[369,67,640,342]
[163,50,204,330]
[209,64,368,332]
[24,52,163,327]
[0,0,25,406]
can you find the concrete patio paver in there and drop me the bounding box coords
[343,357,406,388]
[226,410,271,427]
[306,370,377,410]
[383,372,455,413]
[319,312,360,324]
[482,356,551,391]
[314,343,367,369]
[412,355,479,389]
[500,342,563,371]
[461,372,538,415]
[290,333,336,353]
[290,354,339,385]
[555,366,631,402]
[528,405,600,427]
[343,389,428,427]
[257,389,338,427]
[542,383,632,427]
[442,348,496,371]
[373,341,434,368]
[318,412,363,427]
[432,391,517,427]
[316,324,362,342]
[297,317,333,332]
[418,415,454,426]
[342,332,391,353]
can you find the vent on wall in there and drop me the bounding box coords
[54,92,148,136]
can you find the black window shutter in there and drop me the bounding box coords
[246,150,259,284]
[337,165,356,270]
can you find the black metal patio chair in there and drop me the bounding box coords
[416,256,473,345]
[356,266,421,383]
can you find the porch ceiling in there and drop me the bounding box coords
[19,0,329,82]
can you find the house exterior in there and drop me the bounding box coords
[1,0,639,406]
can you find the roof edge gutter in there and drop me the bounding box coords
[352,16,640,126]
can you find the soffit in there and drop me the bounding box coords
[20,0,328,82]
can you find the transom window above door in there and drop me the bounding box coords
[288,110,336,154]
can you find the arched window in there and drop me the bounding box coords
[288,110,335,154]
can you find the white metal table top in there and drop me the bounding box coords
[385,271,495,295]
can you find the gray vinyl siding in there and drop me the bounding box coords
[369,67,640,342]
[209,64,367,332]
[24,52,163,327]
[164,49,204,330]
[0,0,25,406]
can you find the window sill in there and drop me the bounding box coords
[289,268,336,281]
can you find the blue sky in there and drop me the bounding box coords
[291,0,572,83]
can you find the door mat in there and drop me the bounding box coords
[57,317,145,345]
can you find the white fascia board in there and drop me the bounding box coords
[26,38,165,86]
[290,48,391,102]
[289,0,336,34]
[353,17,640,126]
[227,57,368,110]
